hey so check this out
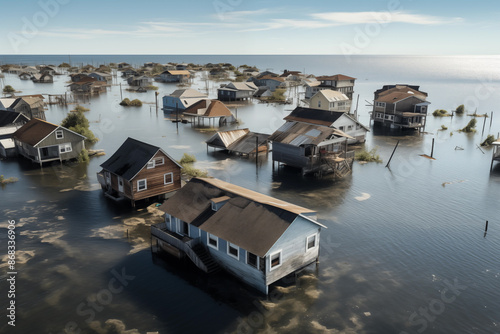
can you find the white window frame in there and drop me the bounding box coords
[55,130,64,139]
[306,234,317,251]
[207,233,218,250]
[147,160,155,169]
[269,250,282,271]
[59,143,72,153]
[154,157,165,166]
[137,179,147,191]
[227,242,239,260]
[246,251,259,269]
[164,172,173,185]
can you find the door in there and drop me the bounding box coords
[118,177,124,193]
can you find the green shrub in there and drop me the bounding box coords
[61,111,98,144]
[3,85,15,94]
[461,118,477,133]
[355,148,382,163]
[440,125,448,130]
[0,175,18,185]
[77,149,90,163]
[71,105,89,112]
[432,109,448,117]
[181,164,208,178]
[120,98,131,106]
[455,104,465,114]
[145,85,158,90]
[271,88,286,101]
[481,135,496,147]
[129,99,142,106]
[179,153,196,164]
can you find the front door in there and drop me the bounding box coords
[118,177,124,193]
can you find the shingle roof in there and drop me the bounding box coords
[283,107,345,126]
[158,177,321,257]
[0,110,29,127]
[376,91,427,104]
[13,118,58,146]
[168,89,207,98]
[315,89,349,102]
[316,74,356,81]
[184,100,233,117]
[100,137,180,181]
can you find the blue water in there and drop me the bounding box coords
[0,55,499,334]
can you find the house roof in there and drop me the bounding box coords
[206,128,250,148]
[376,91,427,104]
[100,137,181,181]
[269,121,345,146]
[158,177,321,257]
[206,128,269,154]
[375,84,428,98]
[0,98,17,109]
[314,89,349,102]
[221,82,258,91]
[259,75,285,82]
[164,70,190,76]
[13,118,79,147]
[184,100,233,118]
[283,107,345,127]
[10,96,45,109]
[0,110,29,127]
[168,89,207,99]
[315,74,356,81]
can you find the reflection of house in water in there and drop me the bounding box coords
[183,100,235,127]
[206,128,269,158]
[152,177,326,294]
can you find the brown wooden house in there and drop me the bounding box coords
[97,137,182,207]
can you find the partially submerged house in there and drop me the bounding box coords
[284,107,368,144]
[183,99,235,127]
[13,118,86,166]
[156,70,190,83]
[248,75,286,92]
[309,89,351,113]
[68,79,107,95]
[305,74,356,100]
[0,110,29,158]
[162,89,208,112]
[9,96,46,121]
[19,72,32,80]
[206,128,270,157]
[0,110,29,127]
[153,177,326,294]
[127,75,152,87]
[31,73,53,83]
[89,72,112,83]
[97,137,182,207]
[371,85,430,130]
[269,120,354,177]
[490,140,500,171]
[217,82,258,101]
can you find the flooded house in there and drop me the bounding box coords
[206,128,270,157]
[248,75,286,92]
[371,84,430,130]
[156,70,190,83]
[217,82,258,101]
[12,118,86,166]
[305,74,356,100]
[9,96,47,121]
[0,111,29,158]
[490,140,500,171]
[309,89,351,113]
[162,89,208,112]
[127,75,152,87]
[152,177,326,294]
[88,72,112,83]
[97,137,182,207]
[183,99,235,127]
[31,73,53,83]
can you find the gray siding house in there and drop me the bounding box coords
[153,177,325,294]
[13,118,86,166]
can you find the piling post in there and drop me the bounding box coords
[490,112,493,128]
[255,135,259,168]
[430,138,435,158]
[119,83,123,100]
[385,140,400,168]
[482,116,487,136]
[485,220,488,232]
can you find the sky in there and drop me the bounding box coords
[1,0,499,55]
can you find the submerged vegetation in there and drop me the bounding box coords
[0,175,18,186]
[178,153,208,178]
[481,135,496,147]
[71,105,90,112]
[440,125,448,131]
[120,98,143,106]
[3,85,15,94]
[355,148,382,163]
[432,109,449,117]
[77,149,90,163]
[460,118,477,133]
[61,110,98,144]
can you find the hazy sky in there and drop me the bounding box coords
[1,0,499,55]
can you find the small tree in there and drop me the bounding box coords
[61,110,98,144]
[455,104,465,114]
[432,109,448,117]
[71,105,89,112]
[271,89,286,101]
[58,62,71,68]
[3,85,15,94]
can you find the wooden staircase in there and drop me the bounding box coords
[191,244,220,273]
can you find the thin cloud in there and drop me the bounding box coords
[312,11,463,25]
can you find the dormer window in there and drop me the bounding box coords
[211,196,230,211]
[55,130,64,139]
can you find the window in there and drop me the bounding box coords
[147,161,155,169]
[317,100,321,108]
[59,143,72,153]
[137,179,147,191]
[347,125,353,131]
[227,242,239,259]
[55,130,64,139]
[376,102,386,107]
[339,126,345,131]
[154,157,164,166]
[270,250,282,270]
[247,252,258,268]
[164,173,173,185]
[306,234,317,251]
[207,233,218,249]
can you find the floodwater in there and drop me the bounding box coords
[0,55,500,334]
